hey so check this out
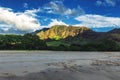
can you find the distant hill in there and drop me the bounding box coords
[108,28,120,34]
[65,28,120,43]
[106,28,120,42]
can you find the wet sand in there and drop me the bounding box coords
[0,51,120,80]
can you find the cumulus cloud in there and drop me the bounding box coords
[95,0,117,7]
[44,0,85,16]
[0,7,41,32]
[75,14,120,28]
[38,19,68,29]
[48,19,68,27]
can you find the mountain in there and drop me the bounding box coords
[108,28,120,34]
[35,25,120,43]
[37,25,92,40]
[67,28,120,42]
[105,28,120,42]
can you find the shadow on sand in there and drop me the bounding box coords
[0,64,120,80]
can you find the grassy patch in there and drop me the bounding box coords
[46,41,70,47]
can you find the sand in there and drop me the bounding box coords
[0,51,120,80]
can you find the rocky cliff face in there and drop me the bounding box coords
[37,25,91,40]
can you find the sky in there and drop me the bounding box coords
[0,0,120,34]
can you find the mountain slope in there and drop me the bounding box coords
[106,29,120,42]
[37,25,91,40]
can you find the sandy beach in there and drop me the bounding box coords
[0,51,120,80]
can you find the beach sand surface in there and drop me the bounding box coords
[0,51,120,80]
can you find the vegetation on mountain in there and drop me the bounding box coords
[0,34,47,50]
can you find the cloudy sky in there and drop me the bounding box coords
[0,0,120,34]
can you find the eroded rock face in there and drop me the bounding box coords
[37,25,91,40]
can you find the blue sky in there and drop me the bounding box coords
[0,0,120,34]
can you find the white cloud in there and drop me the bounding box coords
[0,7,41,32]
[44,1,85,16]
[1,27,9,32]
[75,14,120,28]
[24,8,41,17]
[105,0,116,6]
[96,0,103,6]
[48,19,68,27]
[39,19,68,29]
[0,23,11,32]
[96,0,117,7]
[23,3,28,8]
